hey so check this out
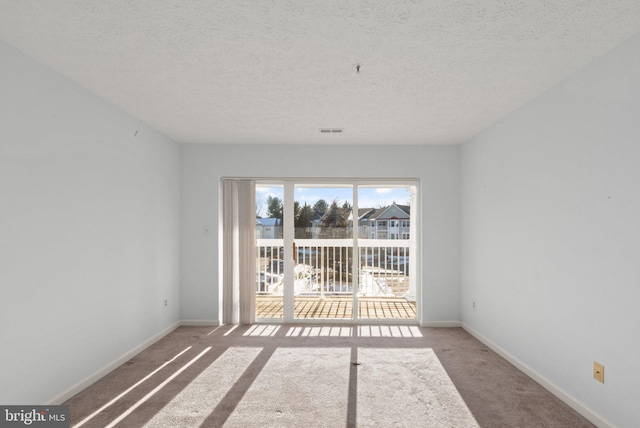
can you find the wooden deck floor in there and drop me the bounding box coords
[256,295,416,320]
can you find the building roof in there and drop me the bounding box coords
[358,204,410,221]
[256,218,281,226]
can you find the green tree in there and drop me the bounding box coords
[319,201,351,278]
[313,199,328,218]
[320,200,349,238]
[266,196,283,220]
[294,202,314,238]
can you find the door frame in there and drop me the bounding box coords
[253,177,421,325]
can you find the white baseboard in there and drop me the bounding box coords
[461,323,613,428]
[420,320,461,327]
[47,321,181,405]
[180,319,220,327]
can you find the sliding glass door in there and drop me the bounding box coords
[293,184,354,320]
[255,180,417,323]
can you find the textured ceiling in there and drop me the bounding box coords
[1,1,640,145]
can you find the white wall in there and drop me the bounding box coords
[461,34,640,427]
[180,144,460,326]
[0,41,181,404]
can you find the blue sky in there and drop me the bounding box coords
[256,185,411,217]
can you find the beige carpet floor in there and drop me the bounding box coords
[65,325,594,427]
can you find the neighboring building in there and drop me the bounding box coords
[260,204,410,240]
[256,217,282,239]
[356,204,410,239]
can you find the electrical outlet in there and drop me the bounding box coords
[593,361,604,383]
[164,299,168,307]
[472,301,476,310]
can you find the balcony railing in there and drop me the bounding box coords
[256,239,411,298]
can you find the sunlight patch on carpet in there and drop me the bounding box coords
[357,348,479,427]
[220,347,477,427]
[144,347,263,428]
[357,325,423,338]
[243,324,282,337]
[279,325,424,338]
[226,347,351,427]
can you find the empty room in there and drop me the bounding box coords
[1,2,639,427]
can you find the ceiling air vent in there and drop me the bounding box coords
[320,128,344,134]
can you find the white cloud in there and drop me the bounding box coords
[375,188,393,194]
[256,187,278,195]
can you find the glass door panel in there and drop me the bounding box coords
[357,186,416,320]
[255,185,285,320]
[293,185,354,320]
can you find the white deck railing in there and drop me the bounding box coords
[256,239,411,297]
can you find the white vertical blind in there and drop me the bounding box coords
[222,179,256,324]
